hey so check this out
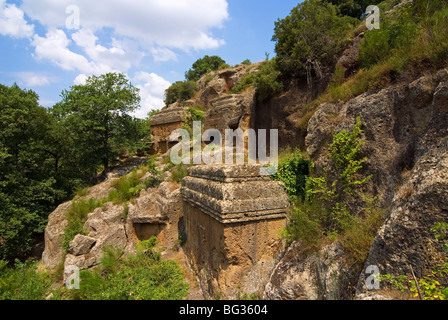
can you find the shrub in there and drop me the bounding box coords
[273,0,358,79]
[62,198,104,252]
[254,60,284,102]
[360,9,417,68]
[271,148,311,201]
[282,118,381,263]
[170,164,189,184]
[230,73,256,94]
[185,55,228,82]
[164,81,199,106]
[0,260,53,300]
[57,240,189,300]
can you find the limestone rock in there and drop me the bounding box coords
[181,164,289,299]
[127,182,183,248]
[263,242,356,300]
[68,235,96,256]
[40,201,71,271]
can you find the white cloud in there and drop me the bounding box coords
[0,0,34,38]
[14,72,54,87]
[31,29,113,75]
[21,0,228,51]
[151,47,178,62]
[73,73,88,85]
[13,72,57,87]
[132,71,171,119]
[72,29,144,71]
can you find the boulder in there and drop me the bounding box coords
[263,242,356,300]
[68,235,96,256]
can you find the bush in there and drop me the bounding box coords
[170,164,189,184]
[282,118,382,263]
[0,260,53,300]
[56,239,189,300]
[271,148,311,201]
[62,198,104,252]
[185,55,228,82]
[164,81,199,106]
[273,0,358,79]
[230,73,256,94]
[254,60,284,102]
[360,9,417,68]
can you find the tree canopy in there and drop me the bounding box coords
[273,0,358,82]
[185,55,228,82]
[56,73,147,173]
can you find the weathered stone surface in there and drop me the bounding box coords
[303,69,448,296]
[204,91,256,134]
[40,201,71,271]
[263,242,356,300]
[181,164,289,299]
[127,182,183,248]
[68,235,96,256]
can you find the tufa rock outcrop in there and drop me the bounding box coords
[181,164,289,299]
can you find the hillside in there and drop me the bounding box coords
[1,0,448,301]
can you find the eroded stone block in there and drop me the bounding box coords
[180,164,289,299]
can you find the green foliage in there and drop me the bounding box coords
[381,222,448,300]
[241,59,252,65]
[271,148,311,201]
[273,0,358,79]
[254,60,284,102]
[230,73,256,94]
[144,176,163,189]
[231,60,284,100]
[56,72,146,173]
[185,55,228,82]
[0,260,53,300]
[164,81,199,106]
[170,164,189,184]
[283,119,380,262]
[322,0,383,18]
[109,171,144,204]
[181,105,206,136]
[56,241,189,300]
[62,198,104,252]
[360,9,417,68]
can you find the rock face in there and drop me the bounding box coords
[127,182,183,248]
[150,107,186,154]
[263,242,356,300]
[180,164,289,299]
[304,69,448,295]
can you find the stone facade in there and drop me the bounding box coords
[150,107,186,154]
[180,164,289,299]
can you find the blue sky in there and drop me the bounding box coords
[0,0,299,118]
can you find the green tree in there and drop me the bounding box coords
[0,84,66,259]
[322,0,383,18]
[57,72,144,174]
[164,81,199,106]
[185,55,228,82]
[273,0,357,82]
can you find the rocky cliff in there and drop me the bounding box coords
[41,48,448,300]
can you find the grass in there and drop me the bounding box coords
[0,260,53,300]
[297,1,448,133]
[52,238,189,300]
[62,198,105,252]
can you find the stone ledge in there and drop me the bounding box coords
[150,108,186,126]
[181,165,289,224]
